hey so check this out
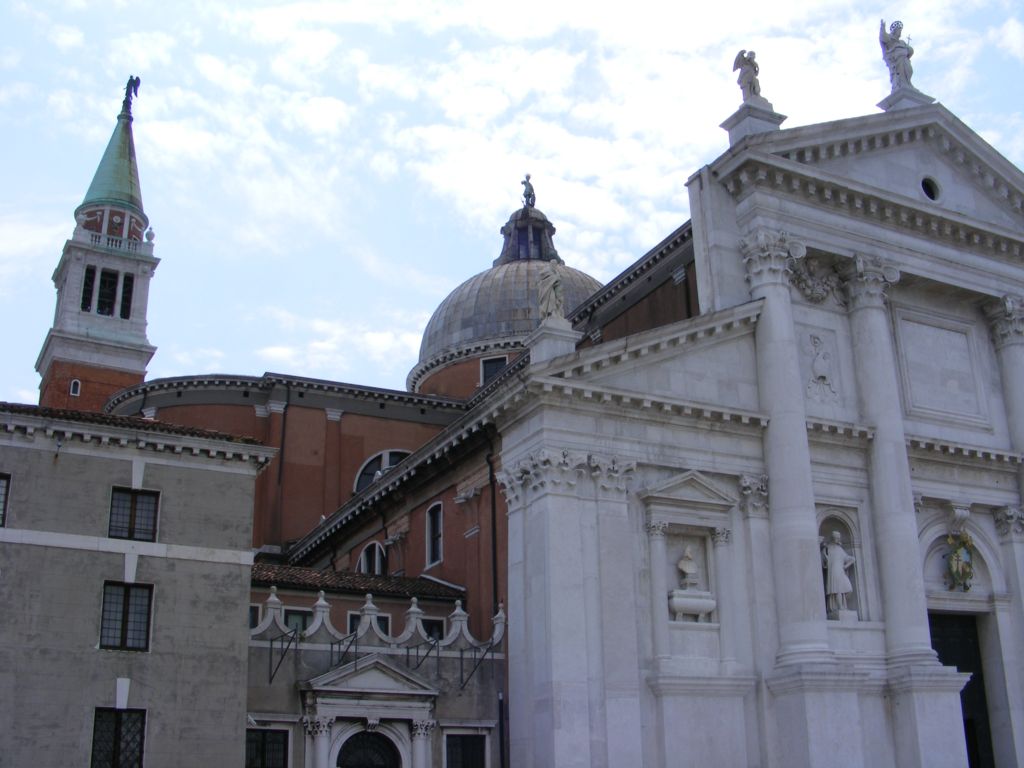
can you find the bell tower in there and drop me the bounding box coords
[36,77,158,412]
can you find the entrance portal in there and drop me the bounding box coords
[337,731,402,768]
[928,613,994,768]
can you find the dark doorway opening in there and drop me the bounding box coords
[336,730,401,768]
[928,613,995,768]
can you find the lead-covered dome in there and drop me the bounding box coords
[408,189,602,393]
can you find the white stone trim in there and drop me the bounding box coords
[0,527,254,565]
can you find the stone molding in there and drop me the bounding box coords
[496,448,635,507]
[738,474,769,519]
[365,717,380,732]
[984,295,1024,350]
[712,527,732,546]
[788,255,841,304]
[840,254,900,311]
[765,663,873,695]
[719,154,1024,263]
[994,506,1024,539]
[302,715,333,736]
[946,502,971,536]
[740,229,807,290]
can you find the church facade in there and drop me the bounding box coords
[7,33,1024,768]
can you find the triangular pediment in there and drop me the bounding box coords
[640,470,736,512]
[546,301,762,412]
[303,654,438,697]
[740,104,1024,233]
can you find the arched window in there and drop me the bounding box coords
[357,542,387,575]
[69,379,81,397]
[354,450,411,493]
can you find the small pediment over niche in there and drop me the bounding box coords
[640,470,736,524]
[302,654,438,698]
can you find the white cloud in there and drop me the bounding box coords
[50,24,84,51]
[992,18,1024,63]
[106,31,177,72]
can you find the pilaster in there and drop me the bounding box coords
[411,720,435,768]
[498,448,641,768]
[303,715,333,768]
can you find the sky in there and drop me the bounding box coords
[2,0,1023,403]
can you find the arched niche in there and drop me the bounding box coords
[817,512,860,619]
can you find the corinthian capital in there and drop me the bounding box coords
[740,229,807,290]
[498,448,635,501]
[302,715,332,736]
[994,506,1024,539]
[411,720,436,738]
[840,254,900,310]
[984,295,1024,350]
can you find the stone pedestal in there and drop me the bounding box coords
[877,87,935,112]
[720,101,787,145]
[525,317,583,365]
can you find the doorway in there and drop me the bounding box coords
[928,613,995,768]
[337,731,402,768]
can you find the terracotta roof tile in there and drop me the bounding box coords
[0,402,259,444]
[251,562,464,600]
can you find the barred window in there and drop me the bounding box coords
[427,503,443,566]
[246,729,288,768]
[108,488,158,542]
[100,582,152,651]
[97,269,118,316]
[91,708,145,768]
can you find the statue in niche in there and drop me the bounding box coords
[805,334,839,404]
[733,50,761,103]
[537,264,564,320]
[879,20,917,92]
[821,530,856,616]
[676,545,699,589]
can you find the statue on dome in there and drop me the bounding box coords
[538,264,564,320]
[122,75,141,113]
[522,174,536,208]
[733,50,761,103]
[879,20,916,92]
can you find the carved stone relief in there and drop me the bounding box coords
[802,331,840,404]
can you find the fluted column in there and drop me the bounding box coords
[842,255,935,662]
[302,716,332,768]
[741,229,830,664]
[712,528,738,671]
[411,720,435,768]
[646,521,671,659]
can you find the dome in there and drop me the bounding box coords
[408,186,602,392]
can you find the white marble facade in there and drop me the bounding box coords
[496,101,1024,767]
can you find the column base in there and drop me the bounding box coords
[888,664,971,768]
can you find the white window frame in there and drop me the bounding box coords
[426,503,443,567]
[353,449,412,493]
[346,612,391,635]
[357,541,387,575]
[442,727,490,768]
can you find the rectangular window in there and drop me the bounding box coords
[427,503,443,565]
[91,708,145,768]
[246,729,288,768]
[446,733,486,768]
[283,608,312,634]
[422,618,445,641]
[81,266,97,311]
[0,474,8,527]
[100,582,152,651]
[249,605,262,629]
[347,613,391,635]
[119,273,134,319]
[481,356,508,386]
[108,488,158,542]
[97,269,119,316]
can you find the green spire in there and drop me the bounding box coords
[78,77,145,220]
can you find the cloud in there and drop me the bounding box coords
[106,31,177,72]
[0,213,69,291]
[992,18,1024,63]
[50,24,84,51]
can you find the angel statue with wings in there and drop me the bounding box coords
[733,50,760,102]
